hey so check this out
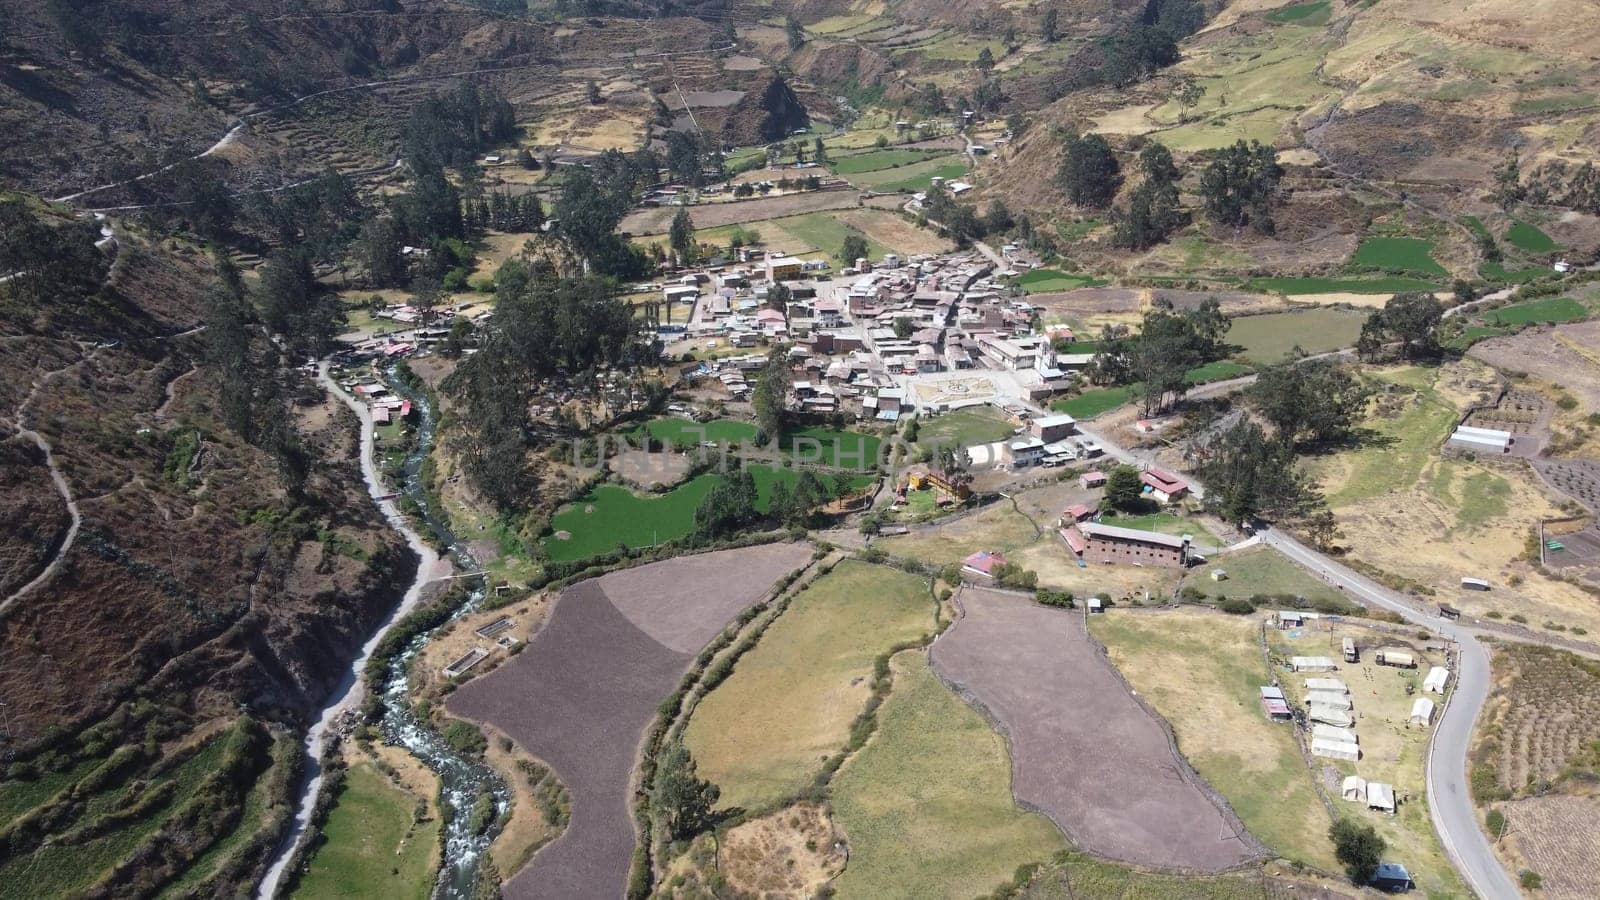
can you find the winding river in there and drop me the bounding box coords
[257,362,509,899]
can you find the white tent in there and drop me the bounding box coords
[1314,724,1359,745]
[1292,655,1337,672]
[1342,775,1368,802]
[1410,697,1436,726]
[1423,666,1450,695]
[1306,690,1352,710]
[1313,737,1361,761]
[1366,781,1396,812]
[1309,704,1354,727]
[1305,677,1349,694]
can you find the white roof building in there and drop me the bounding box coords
[1423,666,1450,694]
[1314,724,1358,745]
[1309,704,1354,727]
[1291,656,1338,672]
[1410,697,1436,726]
[1305,677,1348,694]
[1366,782,1396,812]
[1342,775,1368,801]
[1313,737,1361,761]
[1306,691,1352,710]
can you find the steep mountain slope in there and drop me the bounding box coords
[0,199,415,896]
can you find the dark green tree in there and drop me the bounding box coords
[1330,819,1386,885]
[752,347,791,442]
[1358,291,1444,361]
[1105,465,1146,511]
[653,741,721,840]
[1199,140,1282,233]
[841,232,870,265]
[1042,7,1061,42]
[1192,420,1322,525]
[1249,360,1373,446]
[1059,133,1122,209]
[669,208,697,266]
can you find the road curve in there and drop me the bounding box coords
[1263,530,1519,900]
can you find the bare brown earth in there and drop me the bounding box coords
[929,587,1262,872]
[1496,794,1600,900]
[620,190,902,234]
[445,542,813,900]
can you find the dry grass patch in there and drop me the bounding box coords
[829,652,1066,898]
[683,560,937,811]
[1092,609,1339,871]
[874,502,1040,567]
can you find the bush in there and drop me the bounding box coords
[1036,589,1074,608]
[1218,596,1256,615]
[1510,613,1529,624]
[1486,809,1507,838]
[1330,818,1385,884]
[1520,870,1543,890]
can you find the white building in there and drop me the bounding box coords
[1410,697,1436,726]
[1423,666,1450,695]
[1313,737,1361,761]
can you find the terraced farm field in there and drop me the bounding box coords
[1226,307,1368,363]
[1351,236,1448,276]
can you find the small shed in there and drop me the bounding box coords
[1210,568,1228,582]
[1087,596,1104,613]
[1305,677,1348,694]
[1366,781,1396,812]
[1423,666,1450,694]
[1079,471,1107,490]
[1341,775,1368,802]
[1291,655,1337,672]
[1461,577,1491,592]
[1314,724,1358,745]
[1278,611,1305,629]
[1306,691,1352,711]
[1259,685,1285,701]
[1410,697,1436,726]
[1262,697,1292,720]
[1312,736,1361,761]
[1438,603,1462,619]
[1309,704,1354,727]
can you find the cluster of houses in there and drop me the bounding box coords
[347,380,416,426]
[668,247,1110,420]
[1054,468,1197,569]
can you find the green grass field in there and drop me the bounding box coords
[1263,0,1331,24]
[829,653,1065,898]
[1092,611,1339,872]
[636,417,758,446]
[1316,368,1459,508]
[1014,268,1109,293]
[1226,307,1369,364]
[1185,361,1254,384]
[546,456,875,562]
[1099,512,1217,542]
[1208,546,1354,609]
[1505,220,1558,253]
[1051,385,1137,419]
[1249,276,1438,295]
[1351,237,1448,276]
[830,148,943,175]
[1445,324,1508,349]
[545,476,721,562]
[915,406,1017,448]
[685,561,936,811]
[1481,296,1588,325]
[1480,261,1551,283]
[779,426,884,469]
[854,156,967,192]
[776,213,891,264]
[292,763,437,900]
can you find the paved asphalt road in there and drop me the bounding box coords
[1263,530,1520,900]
